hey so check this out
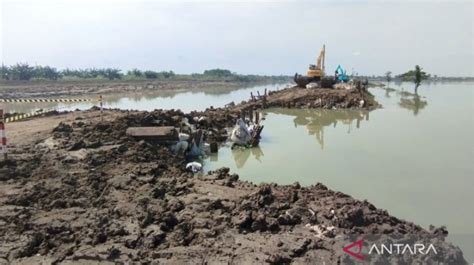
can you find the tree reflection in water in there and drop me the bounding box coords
[398,93,428,116]
[375,85,428,116]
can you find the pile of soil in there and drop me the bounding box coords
[231,86,378,112]
[0,110,467,264]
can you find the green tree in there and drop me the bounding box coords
[385,71,392,85]
[88,68,101,78]
[0,65,10,80]
[397,68,429,81]
[128,69,143,77]
[203,69,233,78]
[144,70,158,79]
[103,68,122,80]
[414,65,422,92]
[397,65,429,94]
[34,66,60,80]
[160,71,175,79]
[10,63,34,80]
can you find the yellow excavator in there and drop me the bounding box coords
[294,45,334,88]
[307,44,325,80]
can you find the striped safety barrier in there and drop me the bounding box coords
[0,98,93,103]
[5,109,56,123]
[0,95,103,123]
[0,110,7,156]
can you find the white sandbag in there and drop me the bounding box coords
[186,162,202,173]
[230,119,252,145]
[178,133,189,141]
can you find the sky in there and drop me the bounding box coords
[1,0,473,76]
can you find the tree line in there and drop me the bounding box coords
[0,63,289,82]
[0,63,174,81]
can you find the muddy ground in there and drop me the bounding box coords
[0,106,467,264]
[0,84,466,264]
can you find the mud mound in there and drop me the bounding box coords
[231,86,378,112]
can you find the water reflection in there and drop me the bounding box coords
[384,87,397,98]
[2,82,289,113]
[264,108,369,149]
[399,94,428,116]
[375,85,429,116]
[210,108,370,169]
[231,146,264,168]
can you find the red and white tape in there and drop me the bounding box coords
[0,110,7,155]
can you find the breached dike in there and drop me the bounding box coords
[231,85,378,112]
[0,107,467,264]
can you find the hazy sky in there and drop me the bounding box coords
[1,0,473,76]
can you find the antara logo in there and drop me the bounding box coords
[343,239,365,261]
[369,243,437,255]
[343,239,438,261]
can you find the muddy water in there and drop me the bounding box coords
[202,82,474,260]
[1,83,288,114]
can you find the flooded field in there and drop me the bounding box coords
[2,81,473,259]
[1,83,288,114]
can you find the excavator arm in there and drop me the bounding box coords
[307,45,326,79]
[316,45,325,73]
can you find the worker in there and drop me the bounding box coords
[335,70,339,81]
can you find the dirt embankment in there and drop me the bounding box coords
[230,86,378,112]
[0,109,466,264]
[0,79,376,111]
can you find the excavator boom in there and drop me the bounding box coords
[317,45,325,73]
[307,45,325,79]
